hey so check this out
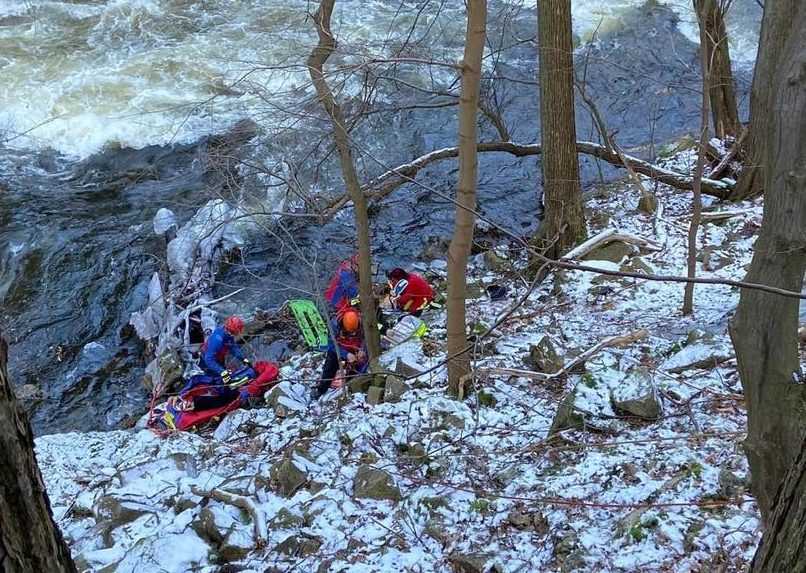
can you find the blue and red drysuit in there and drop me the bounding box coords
[199,325,245,376]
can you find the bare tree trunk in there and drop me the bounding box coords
[537,0,584,258]
[308,0,380,360]
[729,3,806,524]
[0,329,77,573]
[729,0,799,201]
[447,0,486,397]
[695,0,740,139]
[683,0,713,315]
[751,434,806,571]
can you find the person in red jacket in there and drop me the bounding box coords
[325,252,360,312]
[386,268,433,316]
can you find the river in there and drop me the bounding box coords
[0,0,761,434]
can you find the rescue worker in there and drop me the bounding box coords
[311,308,367,400]
[386,268,434,317]
[325,252,360,312]
[199,315,250,384]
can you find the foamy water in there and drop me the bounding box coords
[0,0,760,159]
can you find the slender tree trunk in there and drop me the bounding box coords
[447,0,486,397]
[0,329,77,573]
[694,0,740,139]
[729,3,806,523]
[537,0,584,258]
[308,0,380,360]
[729,0,799,201]
[751,434,806,571]
[683,0,713,315]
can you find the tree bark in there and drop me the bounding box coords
[729,3,806,524]
[683,0,713,315]
[308,0,381,360]
[0,329,77,573]
[729,0,799,201]
[447,0,486,397]
[537,0,584,258]
[751,434,806,571]
[694,0,740,139]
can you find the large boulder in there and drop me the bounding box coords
[353,465,401,501]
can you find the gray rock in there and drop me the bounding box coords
[424,517,451,544]
[637,192,659,214]
[265,386,290,409]
[353,464,401,501]
[384,376,411,403]
[717,468,745,499]
[269,457,308,497]
[191,506,227,546]
[448,553,501,573]
[611,369,662,420]
[274,535,322,557]
[347,374,374,394]
[482,249,507,272]
[271,507,305,529]
[582,240,634,264]
[367,386,385,405]
[661,340,734,373]
[553,529,586,572]
[548,389,584,436]
[393,357,424,378]
[529,336,563,374]
[217,526,252,562]
[15,384,44,402]
[158,349,184,392]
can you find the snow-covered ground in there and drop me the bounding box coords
[37,147,780,572]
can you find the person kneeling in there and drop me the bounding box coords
[312,309,367,400]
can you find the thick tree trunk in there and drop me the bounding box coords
[729,3,806,524]
[447,0,486,397]
[751,434,806,571]
[0,329,77,573]
[729,0,799,201]
[695,0,740,139]
[308,0,380,360]
[537,0,584,258]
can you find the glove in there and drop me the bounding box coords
[221,370,232,383]
[346,353,357,364]
[242,358,251,367]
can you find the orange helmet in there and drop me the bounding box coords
[224,315,244,335]
[341,309,361,333]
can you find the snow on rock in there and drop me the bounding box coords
[37,160,771,572]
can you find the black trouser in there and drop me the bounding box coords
[316,350,341,396]
[192,388,239,410]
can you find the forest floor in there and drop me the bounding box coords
[36,145,789,573]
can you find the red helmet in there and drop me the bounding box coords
[224,316,244,335]
[341,309,361,333]
[386,267,407,282]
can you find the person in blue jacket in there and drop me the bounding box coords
[199,315,250,384]
[311,308,367,400]
[325,252,360,312]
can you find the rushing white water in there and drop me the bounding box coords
[0,0,760,159]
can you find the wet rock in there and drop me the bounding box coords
[529,336,563,373]
[384,376,411,403]
[353,464,401,501]
[269,457,308,497]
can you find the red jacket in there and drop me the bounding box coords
[391,272,433,313]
